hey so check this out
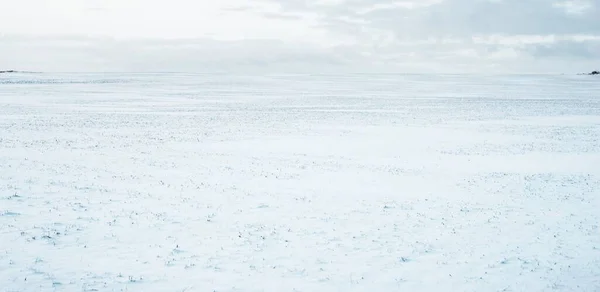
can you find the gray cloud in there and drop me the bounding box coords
[0,35,358,72]
[524,38,600,59]
[1,0,599,72]
[270,0,599,36]
[263,0,600,67]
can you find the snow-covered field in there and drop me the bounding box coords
[1,73,599,292]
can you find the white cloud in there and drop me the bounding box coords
[0,0,330,42]
[553,0,595,15]
[0,0,599,72]
[0,35,356,72]
[354,0,442,14]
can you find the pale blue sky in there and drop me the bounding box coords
[1,0,598,73]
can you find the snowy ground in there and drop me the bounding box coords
[1,73,599,292]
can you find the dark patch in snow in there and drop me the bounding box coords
[1,211,20,216]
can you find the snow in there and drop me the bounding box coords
[1,72,599,291]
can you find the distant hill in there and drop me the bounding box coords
[577,71,599,76]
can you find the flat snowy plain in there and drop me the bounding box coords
[1,73,599,292]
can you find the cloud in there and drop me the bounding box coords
[1,0,599,72]
[524,38,600,59]
[276,0,599,40]
[266,0,600,69]
[0,35,358,72]
[0,0,331,41]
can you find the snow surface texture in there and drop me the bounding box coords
[1,73,599,292]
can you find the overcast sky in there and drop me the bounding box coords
[1,0,598,73]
